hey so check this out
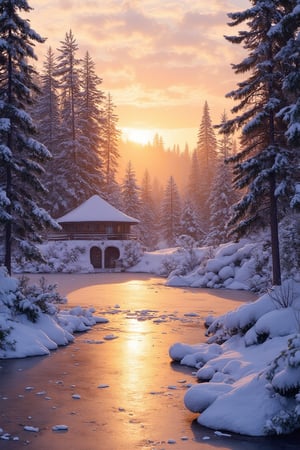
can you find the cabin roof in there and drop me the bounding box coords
[57,195,139,224]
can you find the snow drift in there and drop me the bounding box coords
[169,280,300,436]
[0,267,108,358]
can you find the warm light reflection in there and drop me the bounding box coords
[122,127,154,146]
[125,320,148,352]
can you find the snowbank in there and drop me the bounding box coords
[0,268,108,359]
[169,280,300,436]
[166,239,272,291]
[13,234,296,292]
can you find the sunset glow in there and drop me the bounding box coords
[122,127,155,146]
[29,0,249,149]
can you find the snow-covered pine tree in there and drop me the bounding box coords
[152,176,164,211]
[55,29,87,212]
[222,0,299,285]
[121,161,141,222]
[78,51,104,195]
[274,5,300,277]
[33,47,61,156]
[100,92,121,206]
[139,170,158,249]
[0,0,59,274]
[160,176,181,247]
[187,150,202,218]
[274,5,300,211]
[196,101,218,228]
[179,199,202,242]
[205,112,238,246]
[56,30,81,161]
[32,46,64,216]
[205,161,236,247]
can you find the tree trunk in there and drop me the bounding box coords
[5,45,13,276]
[4,166,12,276]
[269,173,281,286]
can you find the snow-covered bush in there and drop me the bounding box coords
[176,235,201,272]
[14,241,87,273]
[119,241,143,269]
[0,267,106,358]
[16,276,67,322]
[159,254,179,277]
[0,268,20,349]
[159,239,205,277]
[0,320,15,352]
[206,281,300,345]
[265,334,300,434]
[269,280,298,309]
[280,214,300,279]
[0,268,66,323]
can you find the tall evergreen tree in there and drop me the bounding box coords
[77,51,104,196]
[32,46,63,215]
[222,0,299,285]
[274,5,300,210]
[121,161,141,221]
[160,176,181,247]
[187,150,202,216]
[51,30,83,213]
[196,101,218,226]
[205,112,238,246]
[34,47,61,155]
[0,0,58,274]
[179,199,202,241]
[139,170,157,249]
[100,93,121,205]
[56,30,81,165]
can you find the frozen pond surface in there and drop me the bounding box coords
[1,273,299,449]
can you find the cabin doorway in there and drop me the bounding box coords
[104,246,120,269]
[90,246,102,269]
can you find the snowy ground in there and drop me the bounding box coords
[169,280,300,436]
[16,236,276,292]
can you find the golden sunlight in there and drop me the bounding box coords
[122,127,154,146]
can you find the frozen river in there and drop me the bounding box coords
[0,273,299,449]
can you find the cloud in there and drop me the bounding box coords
[29,0,249,142]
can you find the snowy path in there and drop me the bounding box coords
[0,274,298,449]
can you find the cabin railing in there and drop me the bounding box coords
[45,232,137,241]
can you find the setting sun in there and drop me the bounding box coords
[122,127,155,146]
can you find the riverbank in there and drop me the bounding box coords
[1,274,299,449]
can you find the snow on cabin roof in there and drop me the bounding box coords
[57,195,139,224]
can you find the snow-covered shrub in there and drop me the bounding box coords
[206,281,300,345]
[14,242,87,273]
[159,254,179,277]
[14,276,67,322]
[119,241,143,269]
[41,243,86,272]
[0,320,15,351]
[280,214,300,279]
[265,334,300,434]
[160,238,203,278]
[269,280,298,309]
[251,241,272,291]
[176,235,201,272]
[0,268,19,348]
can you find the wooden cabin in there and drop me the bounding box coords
[48,195,139,270]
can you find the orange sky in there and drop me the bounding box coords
[28,0,249,149]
